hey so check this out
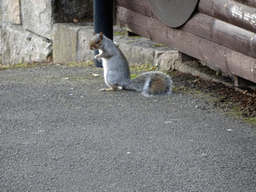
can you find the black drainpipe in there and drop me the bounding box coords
[93,0,113,67]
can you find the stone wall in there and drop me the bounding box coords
[1,0,51,64]
[0,0,93,65]
[0,0,3,62]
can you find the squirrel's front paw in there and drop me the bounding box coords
[94,55,100,60]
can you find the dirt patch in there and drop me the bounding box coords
[171,70,256,118]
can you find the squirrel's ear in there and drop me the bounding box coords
[93,32,96,36]
[99,32,104,39]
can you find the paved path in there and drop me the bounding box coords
[1,65,255,191]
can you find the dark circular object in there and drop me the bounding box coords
[147,0,199,28]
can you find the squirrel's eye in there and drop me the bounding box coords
[96,40,99,44]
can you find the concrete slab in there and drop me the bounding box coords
[154,50,180,70]
[116,37,155,65]
[77,26,94,62]
[52,23,81,63]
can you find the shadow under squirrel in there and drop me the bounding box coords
[89,32,173,97]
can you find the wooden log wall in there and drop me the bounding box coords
[235,0,256,8]
[116,0,256,84]
[198,0,256,33]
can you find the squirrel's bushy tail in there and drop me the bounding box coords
[125,71,173,97]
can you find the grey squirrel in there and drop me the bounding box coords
[89,32,173,96]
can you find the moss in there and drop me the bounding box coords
[245,118,256,126]
[62,61,94,67]
[232,106,241,112]
[0,62,43,70]
[153,44,168,48]
[130,74,139,79]
[172,86,205,95]
[114,31,125,36]
[130,36,141,38]
[225,105,243,117]
[0,61,94,71]
[129,63,156,71]
[225,106,256,126]
[172,86,187,93]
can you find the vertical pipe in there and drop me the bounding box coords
[93,0,113,67]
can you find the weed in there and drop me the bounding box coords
[114,31,125,36]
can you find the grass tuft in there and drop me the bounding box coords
[129,63,156,71]
[130,74,139,79]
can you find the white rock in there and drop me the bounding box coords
[21,0,53,39]
[2,24,52,65]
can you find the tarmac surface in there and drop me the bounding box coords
[0,64,256,191]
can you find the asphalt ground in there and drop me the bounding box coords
[0,64,256,191]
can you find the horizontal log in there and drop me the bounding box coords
[181,13,256,59]
[117,0,256,33]
[198,0,256,33]
[235,0,256,8]
[117,6,256,83]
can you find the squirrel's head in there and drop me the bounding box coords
[89,32,104,50]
